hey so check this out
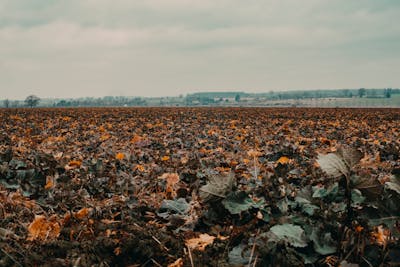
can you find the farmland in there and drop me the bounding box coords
[0,107,399,266]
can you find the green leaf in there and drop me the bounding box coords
[160,198,189,215]
[331,202,346,213]
[258,209,270,222]
[277,197,289,214]
[312,186,327,198]
[351,189,365,205]
[222,191,264,215]
[268,224,308,248]
[312,183,339,200]
[228,244,250,266]
[295,251,319,264]
[310,228,337,255]
[9,159,27,170]
[302,203,319,216]
[294,196,319,216]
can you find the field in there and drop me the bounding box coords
[1,107,399,266]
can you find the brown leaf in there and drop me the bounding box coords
[168,258,183,267]
[74,208,92,220]
[27,215,61,241]
[185,233,216,251]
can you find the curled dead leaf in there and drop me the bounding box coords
[168,258,183,267]
[65,160,82,170]
[185,233,216,251]
[247,149,262,157]
[27,215,61,241]
[370,225,391,246]
[74,208,92,220]
[44,176,54,189]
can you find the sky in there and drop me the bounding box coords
[1,0,399,100]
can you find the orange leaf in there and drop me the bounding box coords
[276,156,290,165]
[168,258,183,267]
[74,208,91,220]
[131,134,143,144]
[63,212,72,225]
[185,233,216,251]
[101,219,120,224]
[247,149,262,157]
[159,173,180,198]
[100,134,110,141]
[161,155,170,161]
[115,152,125,160]
[27,215,61,241]
[159,173,179,186]
[65,160,82,170]
[44,176,54,189]
[135,164,145,172]
[114,247,121,256]
[355,225,364,233]
[371,225,390,246]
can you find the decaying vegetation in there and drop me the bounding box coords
[0,107,399,266]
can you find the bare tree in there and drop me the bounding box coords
[3,99,10,108]
[358,88,366,98]
[25,95,40,108]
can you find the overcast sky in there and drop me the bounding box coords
[1,0,399,99]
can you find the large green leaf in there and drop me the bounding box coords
[310,228,337,255]
[294,196,319,216]
[228,244,250,266]
[222,191,264,215]
[268,224,308,248]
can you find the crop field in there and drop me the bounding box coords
[0,107,399,266]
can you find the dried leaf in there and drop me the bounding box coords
[74,208,91,220]
[277,156,290,165]
[44,176,54,189]
[159,173,180,198]
[159,173,179,187]
[168,258,183,267]
[317,147,362,178]
[199,172,235,202]
[385,177,400,195]
[27,215,61,241]
[370,225,390,246]
[185,233,216,251]
[317,153,348,178]
[115,152,125,160]
[65,160,82,170]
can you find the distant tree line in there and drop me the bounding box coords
[54,96,147,107]
[1,88,399,108]
[2,95,41,108]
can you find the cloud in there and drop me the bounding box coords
[0,0,399,99]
